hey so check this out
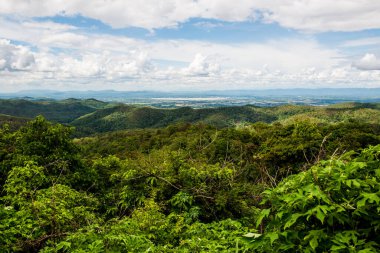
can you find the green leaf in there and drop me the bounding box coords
[357,198,367,208]
[357,193,380,207]
[56,241,71,250]
[309,237,318,250]
[352,179,361,188]
[266,232,279,245]
[243,232,262,239]
[315,207,326,224]
[358,249,377,253]
[284,213,303,229]
[331,245,346,251]
[375,169,380,178]
[255,208,270,228]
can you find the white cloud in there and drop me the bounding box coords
[149,39,343,72]
[1,0,380,32]
[0,17,79,49]
[0,0,258,30]
[0,39,35,71]
[330,68,347,79]
[0,17,344,73]
[1,1,380,91]
[184,53,220,76]
[353,53,380,70]
[42,50,155,79]
[0,17,144,54]
[2,35,378,91]
[40,33,88,48]
[257,0,380,32]
[105,51,154,79]
[343,37,380,47]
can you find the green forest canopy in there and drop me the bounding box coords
[1,99,380,136]
[0,102,379,252]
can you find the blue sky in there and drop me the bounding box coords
[0,0,380,91]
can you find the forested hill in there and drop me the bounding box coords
[1,99,380,252]
[0,98,111,123]
[71,105,278,135]
[0,99,380,136]
[1,111,380,252]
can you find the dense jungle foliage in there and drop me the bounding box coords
[0,102,380,252]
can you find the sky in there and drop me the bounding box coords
[1,0,380,92]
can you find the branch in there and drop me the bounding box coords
[23,232,68,249]
[150,174,181,190]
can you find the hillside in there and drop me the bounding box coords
[1,114,379,252]
[72,102,380,135]
[1,99,380,136]
[71,105,276,135]
[0,98,112,123]
[0,114,29,130]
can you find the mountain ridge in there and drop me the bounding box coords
[1,98,379,136]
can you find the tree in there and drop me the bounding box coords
[250,145,380,252]
[2,116,95,189]
[1,162,99,252]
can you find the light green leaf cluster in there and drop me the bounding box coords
[250,145,380,252]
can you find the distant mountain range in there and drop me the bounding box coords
[1,88,380,100]
[1,98,379,136]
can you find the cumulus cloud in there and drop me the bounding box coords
[1,1,380,91]
[257,0,380,32]
[0,0,259,30]
[184,53,220,76]
[354,54,380,71]
[0,39,154,79]
[47,51,154,79]
[149,39,342,73]
[105,51,154,79]
[1,0,380,32]
[2,36,373,91]
[0,17,342,74]
[0,39,35,71]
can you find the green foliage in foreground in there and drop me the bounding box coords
[0,115,379,252]
[251,145,380,252]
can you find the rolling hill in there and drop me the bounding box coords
[70,105,277,135]
[1,99,379,136]
[71,102,380,135]
[0,114,29,130]
[0,98,113,123]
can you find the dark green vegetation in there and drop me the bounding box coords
[1,99,380,136]
[0,101,380,252]
[0,114,29,131]
[0,99,111,124]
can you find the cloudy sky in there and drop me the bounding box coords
[1,0,380,92]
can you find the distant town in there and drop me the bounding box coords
[1,88,380,108]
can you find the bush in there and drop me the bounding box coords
[250,145,380,252]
